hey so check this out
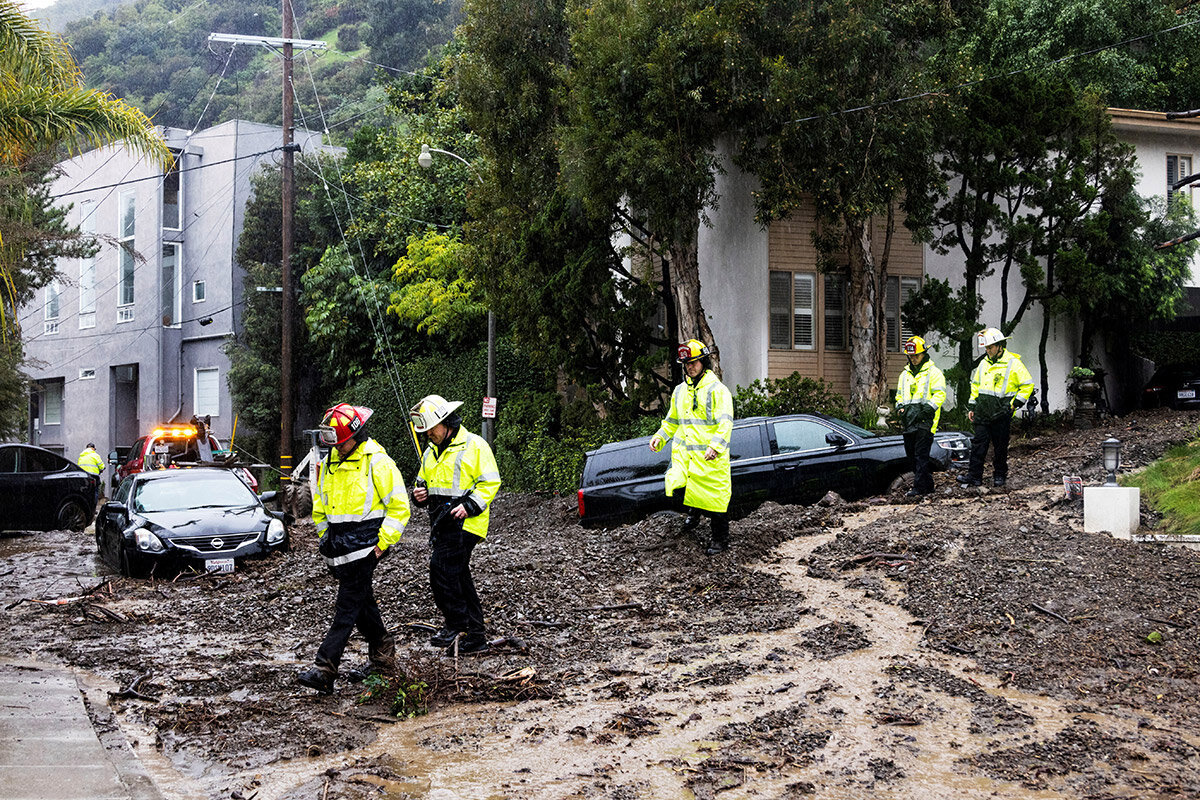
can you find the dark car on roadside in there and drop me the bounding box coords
[0,443,98,533]
[577,414,970,528]
[96,467,286,577]
[1141,364,1200,409]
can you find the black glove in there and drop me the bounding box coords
[1011,398,1024,410]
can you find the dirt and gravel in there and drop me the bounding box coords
[2,408,1200,799]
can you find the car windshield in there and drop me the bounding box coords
[134,473,255,513]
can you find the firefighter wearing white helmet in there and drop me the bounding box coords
[895,336,946,498]
[958,328,1034,488]
[410,394,501,655]
[299,402,410,695]
[649,339,735,555]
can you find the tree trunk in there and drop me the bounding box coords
[668,217,720,377]
[845,219,884,416]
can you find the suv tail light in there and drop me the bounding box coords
[577,489,585,518]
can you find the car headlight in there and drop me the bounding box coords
[266,518,286,545]
[134,528,165,553]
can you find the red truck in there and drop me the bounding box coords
[111,416,259,494]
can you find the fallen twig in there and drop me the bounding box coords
[1030,603,1070,624]
[108,671,158,702]
[85,604,128,623]
[876,712,921,726]
[1144,616,1186,629]
[573,603,643,613]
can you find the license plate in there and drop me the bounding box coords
[1178,389,1196,400]
[206,558,234,573]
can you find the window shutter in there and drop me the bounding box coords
[793,274,815,350]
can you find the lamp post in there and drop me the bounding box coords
[417,144,496,446]
[1102,438,1121,487]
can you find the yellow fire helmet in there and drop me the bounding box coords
[903,336,927,355]
[676,339,712,364]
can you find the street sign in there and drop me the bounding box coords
[482,397,497,419]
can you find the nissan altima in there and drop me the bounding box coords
[97,467,286,577]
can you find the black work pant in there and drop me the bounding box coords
[316,555,392,673]
[682,503,730,544]
[430,526,485,635]
[968,414,1012,482]
[903,427,935,494]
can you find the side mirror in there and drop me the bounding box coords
[825,432,850,448]
[259,490,278,504]
[102,500,126,513]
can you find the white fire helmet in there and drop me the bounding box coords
[976,327,1007,348]
[409,394,464,433]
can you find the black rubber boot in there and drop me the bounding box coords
[297,667,335,694]
[446,632,490,656]
[705,538,730,556]
[430,627,461,648]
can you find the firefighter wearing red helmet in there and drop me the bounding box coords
[298,402,410,695]
[958,328,1034,488]
[895,336,946,498]
[649,339,734,555]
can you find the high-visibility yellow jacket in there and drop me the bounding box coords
[654,369,734,513]
[896,357,947,434]
[417,426,501,538]
[77,447,105,475]
[313,438,409,570]
[968,349,1035,423]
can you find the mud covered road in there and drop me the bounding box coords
[2,409,1200,799]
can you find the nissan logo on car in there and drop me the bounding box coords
[211,538,224,550]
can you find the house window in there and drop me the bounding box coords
[79,200,96,329]
[118,190,135,322]
[163,153,182,230]
[769,270,815,350]
[886,276,922,352]
[44,281,60,335]
[79,368,96,380]
[161,243,181,327]
[193,280,206,303]
[824,273,847,351]
[43,381,63,426]
[194,367,220,417]
[1168,154,1194,201]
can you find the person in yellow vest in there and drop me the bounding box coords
[410,395,502,656]
[650,339,734,555]
[957,328,1035,488]
[76,443,105,505]
[298,403,410,695]
[895,337,947,498]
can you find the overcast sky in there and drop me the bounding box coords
[20,0,57,10]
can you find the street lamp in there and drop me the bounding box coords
[1102,438,1121,487]
[417,143,496,446]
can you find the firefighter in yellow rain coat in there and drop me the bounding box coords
[650,340,734,555]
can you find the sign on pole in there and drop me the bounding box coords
[482,397,497,419]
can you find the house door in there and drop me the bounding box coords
[112,364,139,447]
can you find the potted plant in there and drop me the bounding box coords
[1068,366,1101,428]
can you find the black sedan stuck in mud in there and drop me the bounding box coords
[97,467,287,577]
[577,413,969,527]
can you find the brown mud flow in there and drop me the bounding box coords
[0,408,1198,799]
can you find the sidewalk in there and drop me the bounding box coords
[0,660,161,800]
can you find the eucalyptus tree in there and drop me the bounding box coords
[734,0,967,414]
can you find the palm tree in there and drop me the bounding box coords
[0,1,168,167]
[0,1,169,436]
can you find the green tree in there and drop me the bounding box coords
[735,0,966,414]
[559,0,738,375]
[456,0,665,409]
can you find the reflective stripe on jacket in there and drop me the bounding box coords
[896,358,947,434]
[77,448,105,475]
[654,369,734,513]
[968,350,1035,423]
[417,427,501,538]
[312,438,409,568]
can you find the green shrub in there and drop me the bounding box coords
[734,373,848,419]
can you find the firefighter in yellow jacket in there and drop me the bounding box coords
[298,403,410,694]
[895,336,946,498]
[958,328,1035,488]
[650,340,734,555]
[410,395,502,655]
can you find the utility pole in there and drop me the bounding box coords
[208,23,325,487]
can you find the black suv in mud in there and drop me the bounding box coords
[577,413,969,527]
